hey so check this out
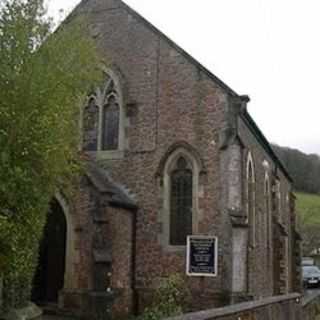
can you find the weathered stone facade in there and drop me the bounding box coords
[36,0,301,318]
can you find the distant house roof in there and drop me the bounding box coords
[72,0,292,183]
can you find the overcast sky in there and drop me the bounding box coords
[46,0,320,155]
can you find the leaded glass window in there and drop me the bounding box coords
[170,157,193,245]
[102,95,119,150]
[82,71,124,154]
[83,97,99,151]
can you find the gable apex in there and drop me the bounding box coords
[72,0,239,97]
[120,1,239,98]
[75,0,121,12]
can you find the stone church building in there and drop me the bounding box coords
[32,0,301,318]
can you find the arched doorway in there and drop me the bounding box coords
[32,199,67,304]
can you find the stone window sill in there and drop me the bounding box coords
[97,150,125,160]
[162,244,186,254]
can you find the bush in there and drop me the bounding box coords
[138,274,191,320]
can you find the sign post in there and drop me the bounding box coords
[186,235,218,277]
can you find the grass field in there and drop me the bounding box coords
[296,192,320,225]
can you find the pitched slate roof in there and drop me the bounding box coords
[86,161,137,210]
[240,109,293,182]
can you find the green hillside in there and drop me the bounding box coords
[296,192,320,225]
[296,192,320,254]
[272,144,320,194]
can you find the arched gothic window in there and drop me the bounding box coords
[101,77,120,151]
[102,95,120,150]
[83,97,99,151]
[271,178,281,222]
[170,157,193,245]
[246,152,255,246]
[81,69,125,156]
[161,146,201,249]
[277,180,282,222]
[265,173,272,253]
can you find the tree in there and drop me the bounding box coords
[272,144,320,194]
[0,0,102,310]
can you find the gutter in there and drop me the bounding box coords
[239,107,293,183]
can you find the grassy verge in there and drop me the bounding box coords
[296,192,320,226]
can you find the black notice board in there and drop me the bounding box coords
[186,236,218,277]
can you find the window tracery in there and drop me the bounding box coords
[81,70,124,157]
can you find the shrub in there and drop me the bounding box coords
[138,274,191,320]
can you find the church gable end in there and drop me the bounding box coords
[48,1,301,319]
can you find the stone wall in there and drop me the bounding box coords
[109,207,134,318]
[58,174,135,319]
[164,293,302,320]
[75,0,233,311]
[237,115,296,298]
[64,0,301,315]
[58,178,105,317]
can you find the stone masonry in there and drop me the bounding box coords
[36,0,302,319]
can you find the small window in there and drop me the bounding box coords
[170,157,193,245]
